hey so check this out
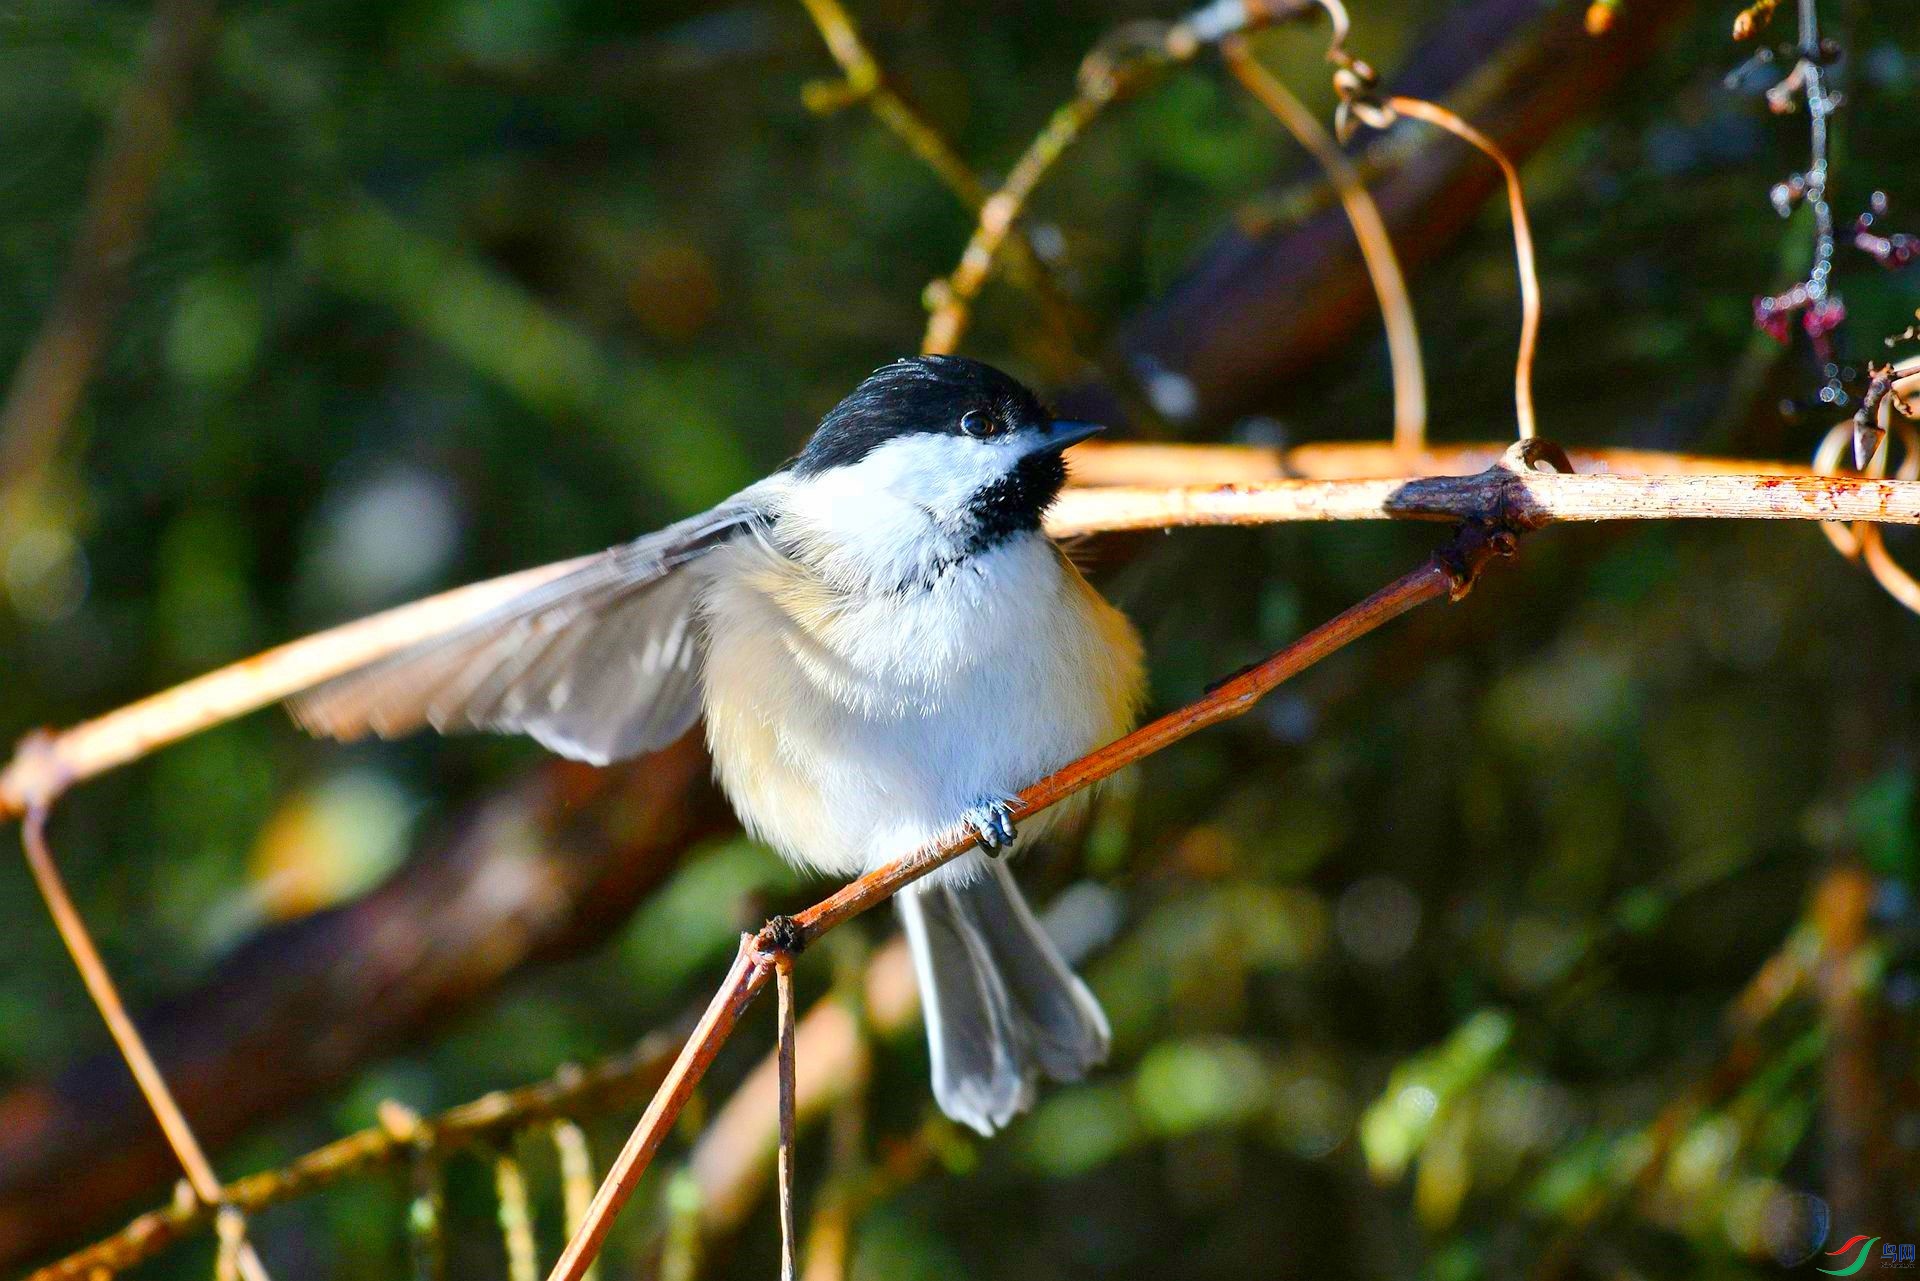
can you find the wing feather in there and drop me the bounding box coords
[288,487,769,764]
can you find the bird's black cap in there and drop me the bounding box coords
[792,355,1051,477]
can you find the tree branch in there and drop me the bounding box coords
[1046,468,1920,534]
[5,442,1910,822]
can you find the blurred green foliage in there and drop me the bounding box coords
[2,0,1918,1278]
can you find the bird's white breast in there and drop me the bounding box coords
[695,529,1142,883]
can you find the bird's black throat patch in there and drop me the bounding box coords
[960,445,1067,556]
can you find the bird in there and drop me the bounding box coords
[290,354,1146,1135]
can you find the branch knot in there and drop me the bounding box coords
[759,914,807,960]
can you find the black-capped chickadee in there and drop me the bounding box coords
[291,355,1146,1134]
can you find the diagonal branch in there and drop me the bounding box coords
[543,481,1527,1281]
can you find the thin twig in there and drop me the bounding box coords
[776,956,800,1281]
[21,807,273,1281]
[544,490,1524,1281]
[921,93,1111,355]
[1747,0,1851,434]
[685,943,901,1240]
[548,945,765,1281]
[1221,36,1427,450]
[0,0,219,505]
[919,16,1194,355]
[213,1208,245,1281]
[1383,96,1540,441]
[794,0,1086,353]
[687,886,1123,1255]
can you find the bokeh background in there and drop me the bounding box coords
[2,0,1918,1277]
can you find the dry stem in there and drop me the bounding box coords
[1383,96,1541,441]
[547,945,765,1281]
[551,1122,601,1281]
[494,1151,538,1281]
[21,808,272,1281]
[920,89,1113,355]
[1221,36,1427,450]
[916,2,1213,356]
[0,556,587,814]
[776,957,800,1281]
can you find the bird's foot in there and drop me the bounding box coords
[962,798,1018,855]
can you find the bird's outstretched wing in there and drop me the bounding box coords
[288,487,771,765]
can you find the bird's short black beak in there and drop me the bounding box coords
[1037,419,1105,453]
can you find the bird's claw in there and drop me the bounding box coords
[962,799,1018,855]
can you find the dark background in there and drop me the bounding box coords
[1,0,1917,1277]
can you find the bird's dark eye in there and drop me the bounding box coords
[959,409,995,438]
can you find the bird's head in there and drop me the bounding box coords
[783,356,1100,579]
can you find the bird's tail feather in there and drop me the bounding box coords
[897,860,1111,1135]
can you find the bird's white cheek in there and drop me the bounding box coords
[780,434,1016,584]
